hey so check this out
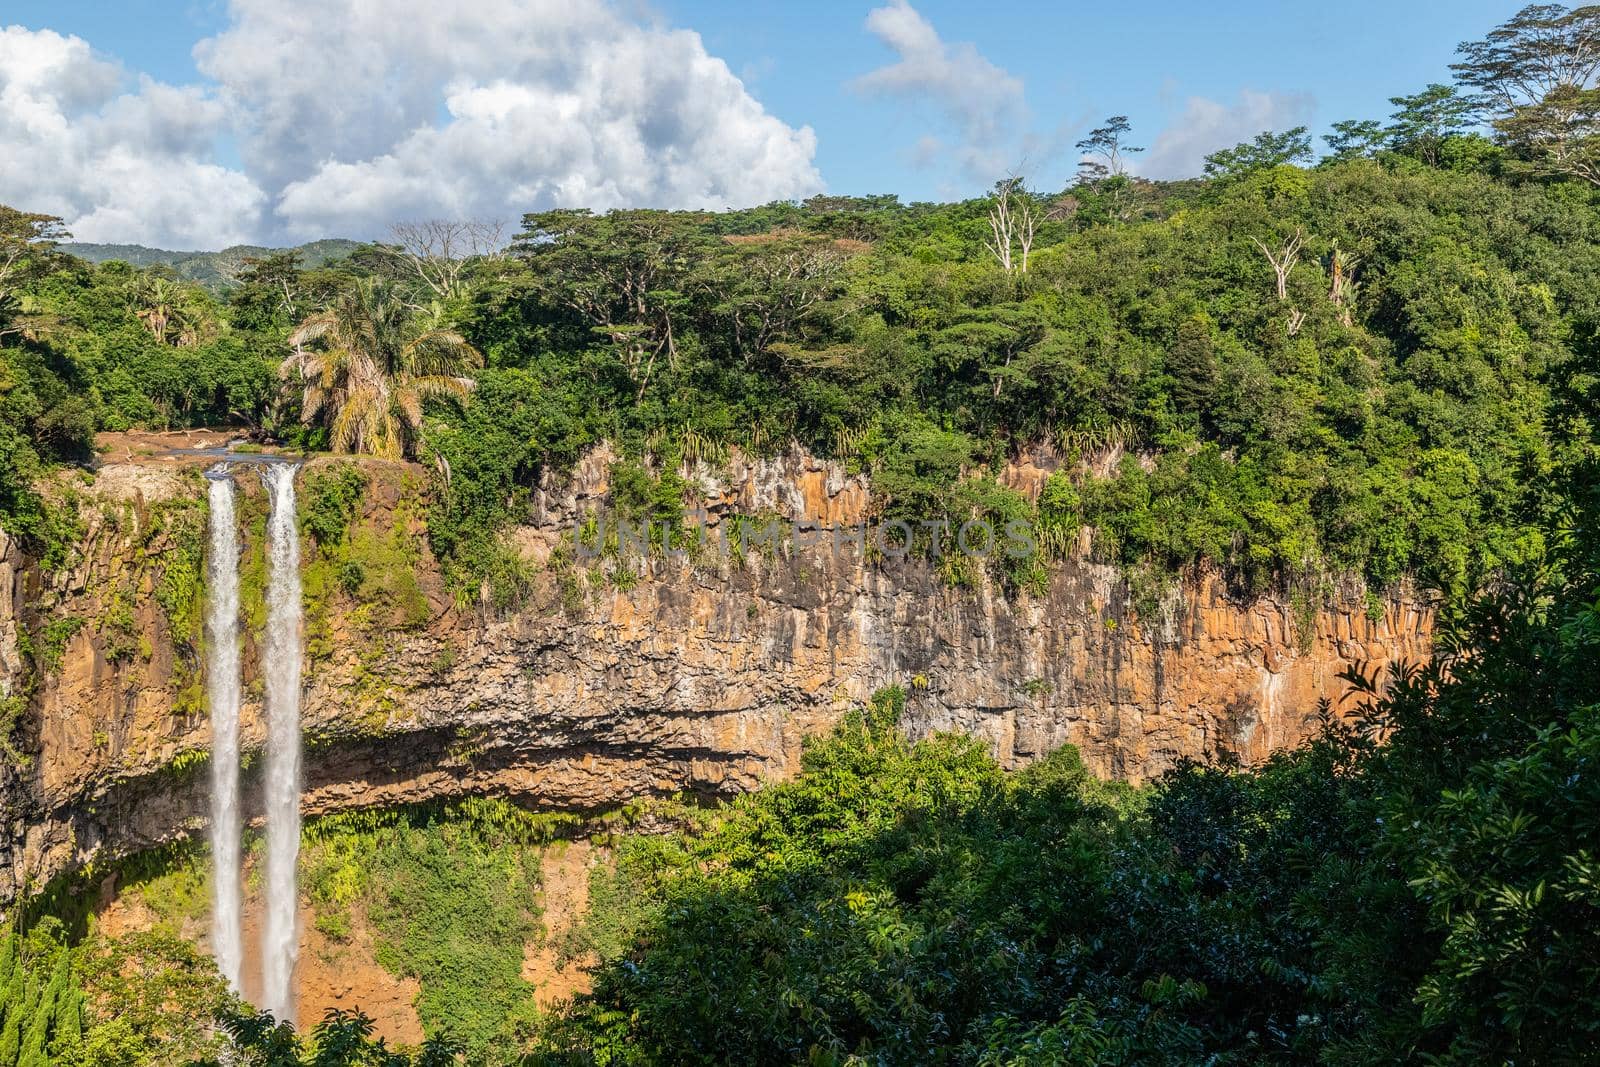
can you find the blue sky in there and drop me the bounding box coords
[658,0,1514,197]
[0,0,1517,245]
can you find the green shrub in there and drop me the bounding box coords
[301,465,368,549]
[33,617,83,673]
[149,495,208,649]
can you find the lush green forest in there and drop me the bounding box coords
[6,156,1583,604]
[4,4,1600,1064]
[7,25,1599,606]
[62,240,363,292]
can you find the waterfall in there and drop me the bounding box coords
[260,462,303,1024]
[203,470,243,994]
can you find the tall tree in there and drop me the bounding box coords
[1075,115,1144,177]
[1454,4,1600,182]
[1323,119,1386,160]
[1452,3,1600,111]
[511,209,715,402]
[0,207,67,340]
[1203,127,1314,178]
[1074,117,1143,221]
[1386,84,1483,165]
[283,278,480,459]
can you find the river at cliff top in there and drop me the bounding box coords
[94,427,305,467]
[162,445,299,464]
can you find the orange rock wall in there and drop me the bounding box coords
[1,445,1433,901]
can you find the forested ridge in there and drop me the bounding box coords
[3,4,1600,1064]
[8,76,1597,604]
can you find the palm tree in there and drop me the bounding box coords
[283,278,480,459]
[130,273,211,347]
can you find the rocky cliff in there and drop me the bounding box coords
[0,440,1434,902]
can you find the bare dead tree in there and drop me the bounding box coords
[985,184,1016,272]
[985,176,1039,274]
[1251,228,1305,302]
[1287,307,1308,336]
[1018,199,1037,274]
[388,219,508,301]
[1326,243,1361,326]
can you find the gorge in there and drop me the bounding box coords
[0,437,1434,916]
[0,248,1588,1057]
[13,21,1600,1045]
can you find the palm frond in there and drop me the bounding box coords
[403,329,482,377]
[408,375,476,401]
[288,314,336,348]
[286,276,478,458]
[395,386,424,432]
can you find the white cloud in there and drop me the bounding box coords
[1139,89,1316,180]
[852,0,1025,182]
[0,1,822,247]
[199,0,821,241]
[0,26,265,247]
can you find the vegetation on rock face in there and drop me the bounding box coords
[300,465,369,549]
[297,798,596,1058]
[4,5,1600,1063]
[316,822,537,1054]
[149,494,210,652]
[299,464,430,673]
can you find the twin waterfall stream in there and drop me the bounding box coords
[202,472,243,997]
[203,462,304,1024]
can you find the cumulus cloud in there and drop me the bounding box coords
[0,26,265,247]
[0,1,822,247]
[851,0,1025,181]
[201,0,820,240]
[1139,89,1316,180]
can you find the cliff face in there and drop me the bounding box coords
[0,443,1434,901]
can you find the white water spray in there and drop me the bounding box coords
[204,470,243,993]
[260,463,303,1023]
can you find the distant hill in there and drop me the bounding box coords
[62,239,365,290]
